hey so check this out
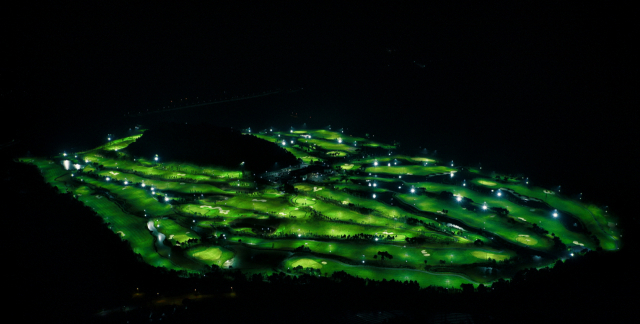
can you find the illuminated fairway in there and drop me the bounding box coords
[22,127,620,289]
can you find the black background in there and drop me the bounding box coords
[2,3,637,322]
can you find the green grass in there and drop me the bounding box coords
[21,127,619,288]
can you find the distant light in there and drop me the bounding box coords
[570,253,574,257]
[106,177,110,181]
[456,196,462,202]
[482,205,487,210]
[290,140,294,144]
[368,183,371,187]
[388,163,391,166]
[338,138,342,143]
[63,153,67,157]
[373,194,376,198]
[375,238,378,241]
[282,141,286,146]
[463,183,466,186]
[108,138,111,141]
[270,129,272,131]
[411,188,415,193]
[298,234,301,237]
[154,157,158,161]
[374,161,378,166]
[362,261,365,263]
[497,192,502,196]
[165,196,169,201]
[124,181,128,185]
[142,183,146,187]
[290,130,293,133]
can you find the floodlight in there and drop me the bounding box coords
[497,192,502,196]
[482,205,487,210]
[124,181,128,185]
[373,194,376,198]
[456,196,462,202]
[411,188,415,193]
[142,183,146,187]
[374,161,378,166]
[373,183,377,187]
[106,177,110,181]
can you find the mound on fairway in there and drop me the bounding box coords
[191,247,223,264]
[291,258,323,269]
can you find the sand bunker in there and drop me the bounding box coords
[543,190,555,195]
[573,241,584,246]
[177,173,186,176]
[109,171,119,175]
[169,235,174,240]
[518,217,527,222]
[116,231,125,237]
[321,261,327,265]
[421,250,431,256]
[96,195,102,199]
[313,187,323,192]
[252,199,267,202]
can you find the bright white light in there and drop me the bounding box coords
[73,164,81,170]
[373,194,376,198]
[290,130,293,133]
[373,183,377,187]
[290,140,294,144]
[62,160,71,170]
[399,175,402,178]
[106,177,110,181]
[298,234,301,237]
[497,192,502,196]
[571,253,574,257]
[553,212,558,217]
[165,197,169,201]
[124,181,128,185]
[375,238,378,241]
[282,141,286,145]
[108,138,111,141]
[338,138,342,143]
[456,196,462,202]
[362,261,365,263]
[368,183,371,187]
[374,161,378,166]
[142,183,146,187]
[482,205,487,210]
[463,183,466,186]
[63,153,67,157]
[85,160,88,163]
[154,157,158,161]
[270,129,272,131]
[411,188,415,193]
[388,163,391,166]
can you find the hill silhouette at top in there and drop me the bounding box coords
[126,123,298,173]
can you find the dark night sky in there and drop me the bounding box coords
[2,3,636,216]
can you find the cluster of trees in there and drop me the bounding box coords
[176,238,199,247]
[373,251,394,260]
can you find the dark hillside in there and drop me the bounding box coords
[126,123,298,173]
